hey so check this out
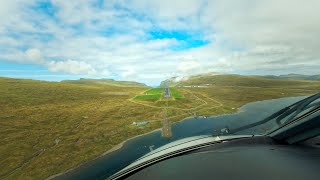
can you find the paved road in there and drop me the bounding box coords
[164,87,171,98]
[163,87,171,137]
[162,107,172,138]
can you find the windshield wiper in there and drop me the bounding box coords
[222,93,320,135]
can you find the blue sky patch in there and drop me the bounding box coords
[0,61,46,71]
[32,1,56,17]
[148,29,210,50]
[171,39,209,51]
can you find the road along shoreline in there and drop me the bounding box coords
[47,95,301,179]
[46,128,162,180]
[47,108,238,180]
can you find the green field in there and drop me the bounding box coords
[133,88,163,100]
[1,75,320,180]
[62,78,146,87]
[144,88,163,95]
[133,94,162,100]
[0,77,161,179]
[134,87,184,101]
[169,88,184,99]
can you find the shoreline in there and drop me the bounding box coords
[47,95,304,179]
[47,128,162,180]
[46,99,267,180]
[47,111,239,179]
[101,128,162,156]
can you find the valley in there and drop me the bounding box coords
[1,74,319,179]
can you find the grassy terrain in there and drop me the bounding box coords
[261,74,320,81]
[133,94,162,100]
[134,87,184,101]
[62,78,146,87]
[166,74,320,89]
[0,77,163,179]
[144,88,163,95]
[1,74,319,179]
[162,73,320,116]
[133,88,163,101]
[169,88,184,99]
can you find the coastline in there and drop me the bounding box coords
[46,95,304,179]
[47,112,237,179]
[101,128,162,156]
[47,128,162,180]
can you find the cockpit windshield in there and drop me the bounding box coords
[1,1,320,180]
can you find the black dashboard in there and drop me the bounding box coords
[124,136,320,180]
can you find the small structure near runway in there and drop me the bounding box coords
[132,121,149,126]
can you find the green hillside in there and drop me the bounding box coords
[161,73,320,115]
[261,74,320,81]
[62,78,147,87]
[133,88,184,101]
[0,77,157,179]
[1,75,319,180]
[163,74,320,90]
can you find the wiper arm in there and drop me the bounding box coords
[226,106,290,134]
[224,93,320,135]
[275,93,320,125]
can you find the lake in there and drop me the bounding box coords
[54,96,306,180]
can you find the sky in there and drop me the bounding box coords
[1,0,320,86]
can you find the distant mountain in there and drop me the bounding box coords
[62,78,147,87]
[160,72,224,87]
[260,74,320,81]
[161,73,320,88]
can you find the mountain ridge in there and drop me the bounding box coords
[61,78,147,87]
[161,73,320,88]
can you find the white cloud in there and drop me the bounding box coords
[177,60,201,74]
[119,66,137,79]
[51,0,110,26]
[1,0,320,85]
[199,0,320,74]
[47,60,110,76]
[25,48,44,64]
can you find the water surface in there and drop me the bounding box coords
[55,96,306,180]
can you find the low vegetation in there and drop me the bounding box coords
[134,87,184,101]
[261,73,320,81]
[0,77,159,179]
[143,88,163,95]
[1,74,319,179]
[133,94,162,100]
[169,88,184,99]
[62,78,146,87]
